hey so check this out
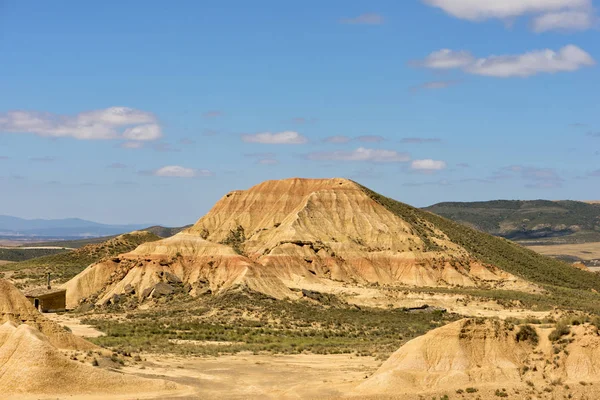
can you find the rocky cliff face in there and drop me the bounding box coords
[65,178,533,308]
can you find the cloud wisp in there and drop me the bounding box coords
[411,80,459,92]
[401,137,442,144]
[0,107,162,143]
[150,165,213,178]
[241,131,308,144]
[412,45,595,77]
[306,147,410,163]
[340,13,385,25]
[410,159,447,172]
[499,165,564,188]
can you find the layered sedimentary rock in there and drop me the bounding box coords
[65,178,532,308]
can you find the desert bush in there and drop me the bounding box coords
[516,325,539,345]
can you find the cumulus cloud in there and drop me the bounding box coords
[410,159,447,172]
[122,124,162,141]
[340,13,385,25]
[0,107,162,142]
[413,45,595,77]
[422,0,595,32]
[241,131,308,144]
[307,147,410,163]
[152,165,213,178]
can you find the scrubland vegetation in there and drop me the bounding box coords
[81,291,459,357]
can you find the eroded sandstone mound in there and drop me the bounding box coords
[0,279,94,350]
[0,321,179,397]
[358,318,533,393]
[359,318,600,395]
[65,178,534,308]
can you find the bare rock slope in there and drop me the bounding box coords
[65,178,534,308]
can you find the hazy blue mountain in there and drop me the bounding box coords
[0,215,151,238]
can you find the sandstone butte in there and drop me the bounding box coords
[64,178,535,308]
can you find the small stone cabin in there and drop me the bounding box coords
[24,273,67,313]
[25,287,67,313]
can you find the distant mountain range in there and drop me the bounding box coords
[0,215,152,239]
[424,200,600,244]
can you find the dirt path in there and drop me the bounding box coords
[44,313,106,338]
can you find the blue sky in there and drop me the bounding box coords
[1,0,599,226]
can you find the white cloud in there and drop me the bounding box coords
[410,159,447,171]
[423,0,597,32]
[77,107,156,126]
[340,13,385,25]
[414,45,595,77]
[0,107,162,141]
[241,131,308,144]
[122,124,162,141]
[532,10,594,31]
[307,147,410,163]
[422,0,592,22]
[153,165,213,178]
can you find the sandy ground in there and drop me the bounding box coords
[44,313,106,338]
[122,353,381,400]
[0,260,14,266]
[526,242,600,261]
